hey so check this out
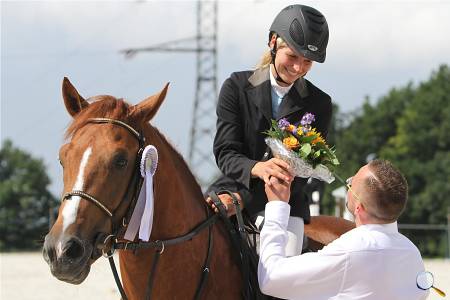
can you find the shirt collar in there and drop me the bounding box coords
[359,221,399,234]
[269,65,293,98]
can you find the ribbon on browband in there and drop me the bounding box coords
[124,145,158,242]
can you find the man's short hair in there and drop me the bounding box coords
[364,159,408,222]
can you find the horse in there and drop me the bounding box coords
[43,78,243,299]
[43,78,355,299]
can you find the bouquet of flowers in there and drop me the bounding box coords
[263,113,339,183]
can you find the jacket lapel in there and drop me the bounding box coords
[246,68,273,122]
[277,77,310,120]
[246,67,311,122]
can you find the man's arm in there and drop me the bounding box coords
[258,177,347,299]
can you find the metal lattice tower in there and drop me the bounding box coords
[121,1,219,190]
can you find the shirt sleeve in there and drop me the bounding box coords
[258,201,348,300]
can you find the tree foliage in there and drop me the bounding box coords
[322,65,450,257]
[0,139,57,251]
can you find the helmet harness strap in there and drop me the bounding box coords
[270,35,290,85]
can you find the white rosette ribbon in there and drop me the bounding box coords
[265,137,335,183]
[124,145,158,242]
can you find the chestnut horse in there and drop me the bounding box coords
[43,78,243,299]
[43,78,354,299]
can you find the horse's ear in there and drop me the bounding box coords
[131,83,169,123]
[62,77,89,117]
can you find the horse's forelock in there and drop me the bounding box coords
[65,96,132,140]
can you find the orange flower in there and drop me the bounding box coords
[283,136,300,149]
[312,132,325,145]
[286,124,296,133]
[306,128,318,137]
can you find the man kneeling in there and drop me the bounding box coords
[258,159,428,300]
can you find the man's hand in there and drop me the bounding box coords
[251,158,293,185]
[206,192,243,217]
[265,176,292,203]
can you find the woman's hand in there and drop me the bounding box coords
[206,192,244,217]
[251,158,293,185]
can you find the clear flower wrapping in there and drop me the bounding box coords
[265,137,335,183]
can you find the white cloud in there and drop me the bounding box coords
[6,1,448,70]
[326,2,450,69]
[218,1,450,70]
[3,1,197,53]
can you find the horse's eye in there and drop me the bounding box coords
[114,156,128,169]
[58,157,64,168]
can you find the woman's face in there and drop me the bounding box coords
[271,39,313,86]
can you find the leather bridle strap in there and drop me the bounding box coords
[61,117,146,300]
[193,206,214,300]
[62,117,145,224]
[86,118,145,228]
[88,117,143,145]
[109,212,219,300]
[113,213,219,250]
[63,190,113,217]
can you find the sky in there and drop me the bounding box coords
[2,0,450,196]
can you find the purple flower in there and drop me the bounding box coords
[277,118,290,130]
[300,113,315,126]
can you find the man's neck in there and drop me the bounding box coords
[355,215,392,227]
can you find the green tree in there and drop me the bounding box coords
[0,139,57,251]
[322,65,450,257]
[381,65,450,256]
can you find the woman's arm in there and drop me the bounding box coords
[213,76,258,189]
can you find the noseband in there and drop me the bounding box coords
[63,190,113,217]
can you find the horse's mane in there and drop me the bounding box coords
[65,96,132,139]
[150,125,203,194]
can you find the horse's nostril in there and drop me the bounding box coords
[43,246,54,263]
[64,239,85,260]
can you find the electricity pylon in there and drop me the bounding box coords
[121,1,220,190]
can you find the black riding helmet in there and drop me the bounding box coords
[269,4,329,63]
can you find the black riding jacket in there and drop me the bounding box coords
[207,67,332,223]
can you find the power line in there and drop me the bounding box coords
[120,0,220,190]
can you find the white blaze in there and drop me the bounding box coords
[56,241,63,258]
[62,147,92,233]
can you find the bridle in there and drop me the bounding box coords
[62,118,146,243]
[61,117,218,300]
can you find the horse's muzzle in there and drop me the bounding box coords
[43,233,93,284]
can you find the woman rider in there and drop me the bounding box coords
[207,4,332,255]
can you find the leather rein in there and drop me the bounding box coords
[61,117,219,300]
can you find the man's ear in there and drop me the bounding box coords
[62,77,89,117]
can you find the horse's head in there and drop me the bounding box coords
[43,77,168,284]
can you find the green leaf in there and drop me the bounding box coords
[313,150,321,159]
[300,143,311,156]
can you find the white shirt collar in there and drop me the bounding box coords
[269,64,293,98]
[359,221,399,233]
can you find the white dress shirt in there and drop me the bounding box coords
[258,201,429,300]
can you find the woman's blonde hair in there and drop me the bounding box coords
[255,36,287,69]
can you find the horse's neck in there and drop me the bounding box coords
[144,126,205,238]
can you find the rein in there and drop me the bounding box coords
[61,117,219,300]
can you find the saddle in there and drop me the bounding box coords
[208,191,269,300]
